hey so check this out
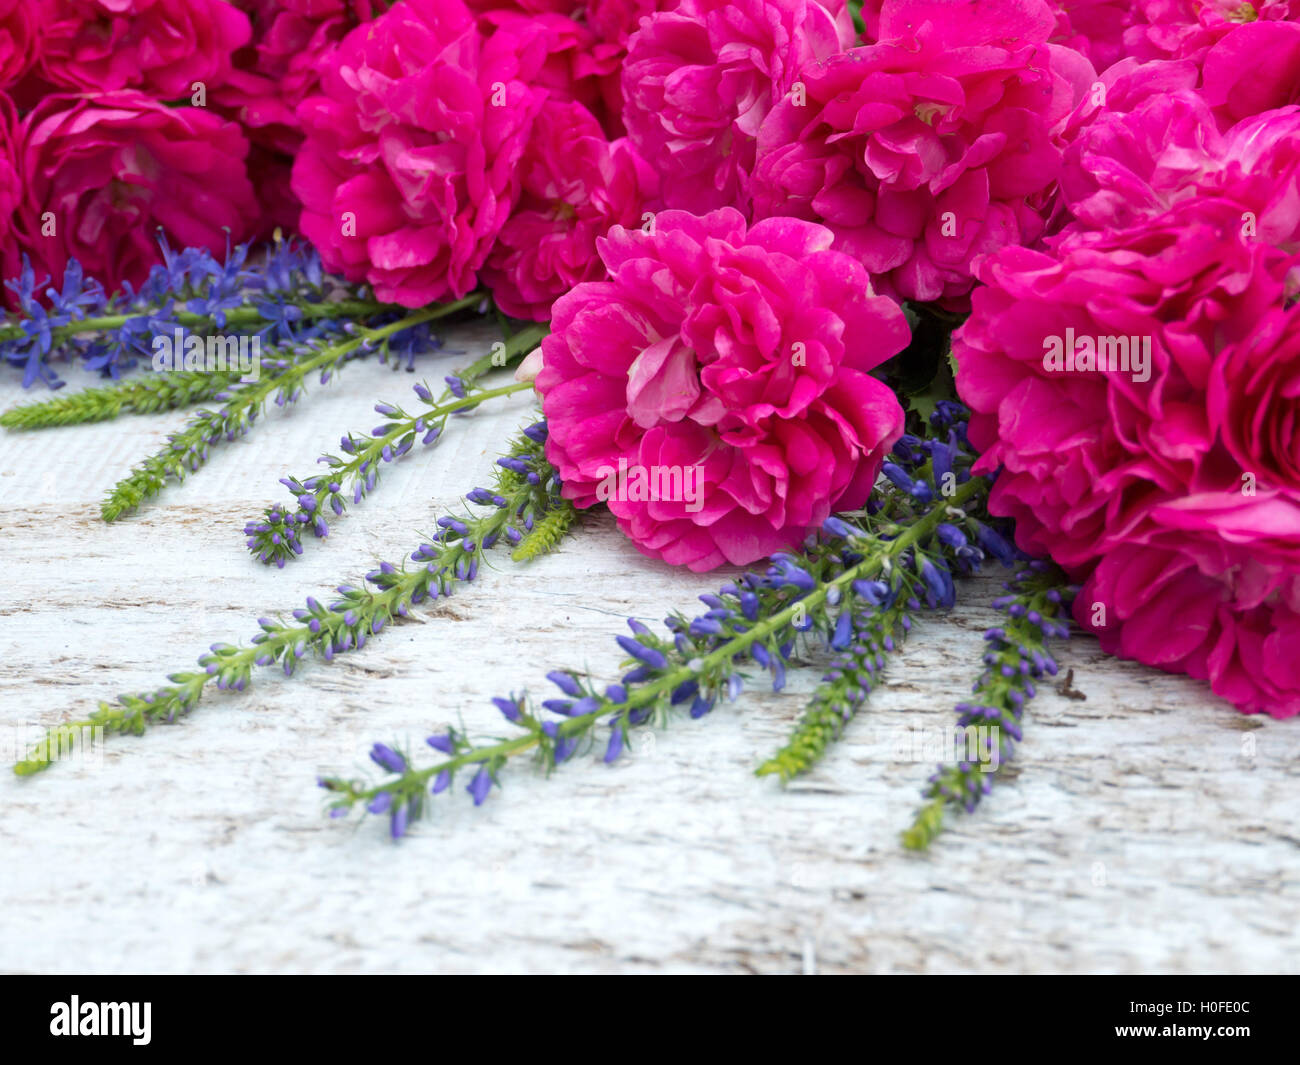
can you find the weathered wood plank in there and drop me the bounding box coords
[1,333,1296,974]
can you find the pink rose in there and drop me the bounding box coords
[464,0,579,12]
[1210,305,1300,494]
[472,8,609,125]
[215,2,383,240]
[1121,0,1300,65]
[463,0,668,135]
[1059,94,1300,249]
[1049,0,1136,72]
[292,0,550,306]
[622,0,853,214]
[535,208,909,571]
[584,0,668,134]
[1059,90,1230,233]
[481,100,658,321]
[1058,22,1300,140]
[0,91,22,296]
[586,0,663,42]
[15,92,259,294]
[953,163,1300,716]
[36,0,251,98]
[1201,20,1300,123]
[1080,541,1300,719]
[220,1,378,151]
[0,0,39,88]
[751,0,1093,306]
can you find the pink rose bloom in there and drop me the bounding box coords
[292,0,550,306]
[1058,21,1300,140]
[1053,52,1198,154]
[751,0,1094,306]
[1048,0,1135,72]
[472,8,608,123]
[1081,539,1300,719]
[1060,90,1231,233]
[1201,20,1300,123]
[463,0,666,135]
[1059,91,1300,251]
[953,168,1300,715]
[586,0,663,47]
[1210,305,1300,501]
[15,92,258,294]
[464,0,579,12]
[584,0,667,134]
[1122,0,1300,64]
[462,0,643,41]
[215,3,383,240]
[622,0,853,214]
[481,100,658,321]
[0,92,22,297]
[219,1,379,152]
[535,208,909,571]
[36,0,251,98]
[0,0,39,88]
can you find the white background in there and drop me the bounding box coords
[1,322,1296,973]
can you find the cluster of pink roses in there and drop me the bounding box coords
[535,0,1300,718]
[2,0,1297,716]
[292,0,661,311]
[521,0,1102,576]
[952,11,1300,716]
[0,1,393,293]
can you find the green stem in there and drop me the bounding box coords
[456,322,548,383]
[248,322,547,564]
[754,592,915,782]
[15,577,425,773]
[354,476,989,800]
[0,299,397,344]
[357,325,546,460]
[0,301,453,431]
[220,296,480,411]
[2,370,241,430]
[17,431,563,775]
[101,296,482,522]
[354,381,531,466]
[901,573,1072,850]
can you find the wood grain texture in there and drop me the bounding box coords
[1,328,1297,975]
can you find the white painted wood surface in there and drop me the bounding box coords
[1,323,1297,974]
